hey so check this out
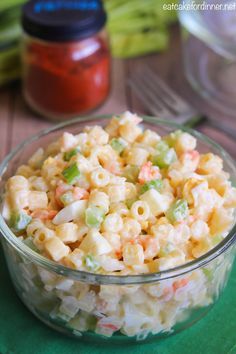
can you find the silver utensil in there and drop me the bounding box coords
[128,66,236,138]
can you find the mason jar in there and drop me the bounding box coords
[21,0,111,121]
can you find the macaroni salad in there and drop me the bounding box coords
[2,112,236,338]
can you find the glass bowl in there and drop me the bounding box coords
[178,0,236,117]
[0,115,236,344]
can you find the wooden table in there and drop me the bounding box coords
[0,27,235,162]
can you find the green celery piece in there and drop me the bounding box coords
[202,268,214,281]
[0,44,21,69]
[0,0,26,11]
[164,130,182,147]
[156,140,169,152]
[110,138,126,154]
[122,165,139,183]
[60,191,74,206]
[108,15,158,34]
[166,199,188,224]
[83,254,100,272]
[0,7,22,44]
[62,163,80,184]
[106,0,159,21]
[140,179,164,194]
[9,212,32,232]
[63,147,80,162]
[152,148,177,168]
[85,206,105,228]
[212,234,224,246]
[111,30,168,58]
[0,43,21,85]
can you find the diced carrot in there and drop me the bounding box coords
[31,209,58,220]
[138,161,160,184]
[189,150,200,160]
[183,150,200,161]
[73,187,89,200]
[115,250,122,259]
[55,182,70,206]
[173,278,189,292]
[98,323,119,331]
[162,287,174,301]
[103,161,120,175]
[129,239,136,245]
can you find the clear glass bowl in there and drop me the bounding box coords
[0,115,236,344]
[178,0,236,117]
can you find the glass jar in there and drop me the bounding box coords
[0,116,236,344]
[21,0,111,121]
[178,0,236,117]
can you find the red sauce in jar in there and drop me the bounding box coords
[24,35,110,118]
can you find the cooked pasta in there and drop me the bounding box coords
[3,111,236,275]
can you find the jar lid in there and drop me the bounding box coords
[22,0,107,42]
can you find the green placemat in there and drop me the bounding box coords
[0,245,235,354]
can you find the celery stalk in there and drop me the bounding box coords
[85,206,105,228]
[140,179,164,194]
[62,163,80,184]
[166,199,189,224]
[9,212,32,232]
[83,254,100,271]
[63,147,80,162]
[0,0,25,12]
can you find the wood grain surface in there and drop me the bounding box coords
[0,26,235,162]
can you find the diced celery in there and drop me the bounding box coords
[60,191,74,206]
[166,199,188,223]
[110,138,126,154]
[62,163,80,184]
[212,234,224,246]
[83,254,100,272]
[122,165,139,182]
[156,140,169,153]
[152,148,177,168]
[85,206,105,228]
[63,147,80,162]
[9,212,32,232]
[140,179,163,194]
[202,268,214,280]
[164,130,182,147]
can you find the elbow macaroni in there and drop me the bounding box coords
[3,112,236,279]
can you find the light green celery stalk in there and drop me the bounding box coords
[0,0,25,12]
[111,30,168,58]
[104,0,178,58]
[0,4,24,86]
[105,0,159,21]
[108,16,160,34]
[0,6,22,44]
[0,44,21,86]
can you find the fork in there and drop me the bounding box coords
[127,66,236,138]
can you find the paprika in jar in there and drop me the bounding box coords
[21,0,111,121]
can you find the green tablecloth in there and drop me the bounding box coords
[0,245,235,354]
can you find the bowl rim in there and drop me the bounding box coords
[0,114,236,285]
